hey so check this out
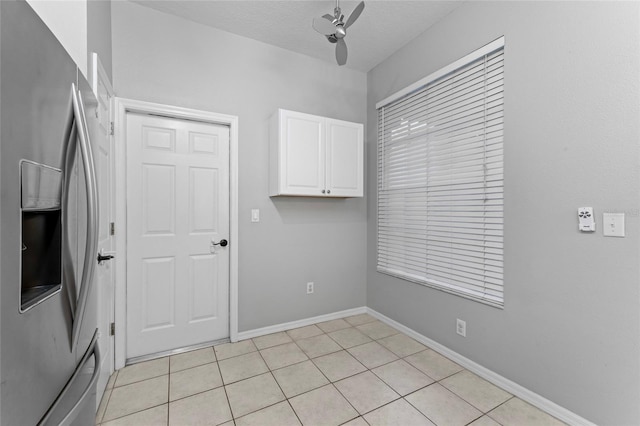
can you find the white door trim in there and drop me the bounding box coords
[113,98,239,369]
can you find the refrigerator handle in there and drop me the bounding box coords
[38,329,101,426]
[70,83,100,351]
[62,91,79,319]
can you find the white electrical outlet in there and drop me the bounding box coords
[306,282,314,294]
[456,319,466,337]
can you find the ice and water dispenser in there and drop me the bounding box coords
[20,160,63,312]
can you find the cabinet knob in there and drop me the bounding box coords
[327,190,331,194]
[321,189,326,194]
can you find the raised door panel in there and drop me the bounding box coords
[325,119,363,197]
[189,167,218,234]
[142,164,176,235]
[188,254,218,323]
[280,111,325,196]
[141,257,175,330]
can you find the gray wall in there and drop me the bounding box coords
[366,2,640,425]
[111,1,368,332]
[87,0,112,81]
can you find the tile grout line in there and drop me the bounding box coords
[167,352,172,426]
[436,370,508,415]
[402,391,440,426]
[219,366,236,425]
[107,348,222,424]
[101,402,168,424]
[167,345,232,424]
[332,377,398,423]
[96,387,112,425]
[98,370,118,424]
[235,346,292,422]
[110,372,167,390]
[326,344,432,423]
[298,333,363,425]
[102,365,172,424]
[109,315,537,426]
[257,342,305,426]
[112,317,335,424]
[290,331,364,425]
[333,323,506,423]
[482,396,516,426]
[107,326,366,422]
[169,353,218,374]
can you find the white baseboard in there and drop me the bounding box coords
[366,308,596,426]
[236,306,368,341]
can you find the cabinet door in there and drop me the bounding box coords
[325,119,363,197]
[280,111,325,196]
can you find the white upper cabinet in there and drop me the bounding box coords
[270,109,363,197]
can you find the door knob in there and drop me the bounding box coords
[211,239,228,247]
[97,249,115,264]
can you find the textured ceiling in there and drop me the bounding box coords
[130,1,462,72]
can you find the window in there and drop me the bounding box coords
[376,38,505,308]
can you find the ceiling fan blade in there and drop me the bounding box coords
[344,1,365,29]
[313,17,336,35]
[322,14,334,21]
[336,38,348,66]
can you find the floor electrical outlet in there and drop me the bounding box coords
[306,282,314,294]
[456,319,466,337]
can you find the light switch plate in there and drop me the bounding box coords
[251,209,260,223]
[603,213,624,237]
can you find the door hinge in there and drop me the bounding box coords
[110,222,115,236]
[110,322,115,336]
[110,121,114,136]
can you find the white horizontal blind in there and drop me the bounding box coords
[377,44,504,308]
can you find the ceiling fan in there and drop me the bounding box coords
[312,0,365,66]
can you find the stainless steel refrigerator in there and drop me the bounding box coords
[1,1,103,424]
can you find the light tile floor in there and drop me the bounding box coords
[96,314,567,426]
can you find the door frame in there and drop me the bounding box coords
[113,98,239,369]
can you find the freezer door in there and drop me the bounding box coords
[0,1,81,425]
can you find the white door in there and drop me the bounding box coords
[92,53,116,396]
[325,119,363,197]
[126,113,230,359]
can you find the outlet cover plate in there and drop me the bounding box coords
[456,319,466,337]
[603,213,624,237]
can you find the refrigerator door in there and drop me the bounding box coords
[71,79,100,361]
[39,329,101,426]
[61,77,101,419]
[1,1,100,424]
